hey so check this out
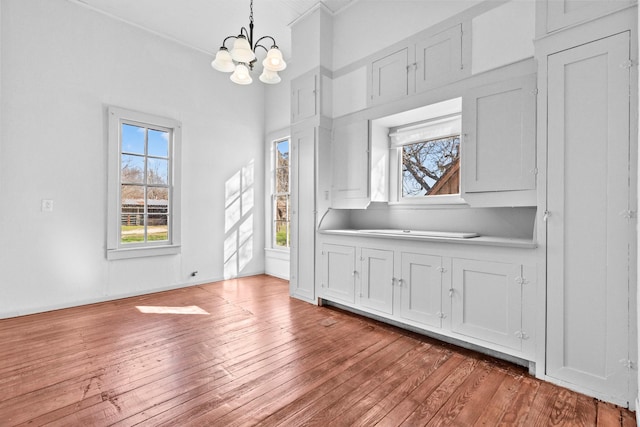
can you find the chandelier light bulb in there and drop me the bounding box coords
[263,47,287,72]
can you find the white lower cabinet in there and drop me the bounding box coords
[360,248,394,315]
[451,259,524,351]
[319,237,536,361]
[398,252,447,328]
[319,244,356,304]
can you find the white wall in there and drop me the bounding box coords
[0,0,266,318]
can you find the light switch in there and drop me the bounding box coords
[41,199,54,212]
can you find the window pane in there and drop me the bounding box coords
[402,136,460,197]
[148,129,169,157]
[122,124,145,154]
[121,184,145,203]
[147,187,169,215]
[276,140,289,168]
[276,168,289,193]
[147,215,169,241]
[275,221,289,247]
[275,195,288,221]
[147,157,168,185]
[121,154,145,184]
[121,214,144,244]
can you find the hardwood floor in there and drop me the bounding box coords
[0,275,635,426]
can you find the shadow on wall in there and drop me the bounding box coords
[224,160,255,279]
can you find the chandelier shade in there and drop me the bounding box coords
[230,64,253,85]
[211,48,235,73]
[211,0,286,85]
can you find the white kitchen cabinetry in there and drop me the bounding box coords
[414,24,465,93]
[538,0,635,35]
[370,48,409,105]
[398,252,448,328]
[369,24,467,106]
[461,74,537,206]
[291,72,318,124]
[319,243,356,304]
[290,127,316,303]
[451,259,529,352]
[360,248,394,315]
[317,233,537,361]
[331,120,370,208]
[545,31,633,405]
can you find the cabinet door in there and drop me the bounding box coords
[462,74,537,194]
[546,33,631,403]
[291,73,317,123]
[415,24,464,93]
[399,252,444,328]
[545,0,633,33]
[370,48,409,105]
[331,120,370,208]
[360,248,394,314]
[451,259,522,351]
[290,128,316,302]
[320,243,356,304]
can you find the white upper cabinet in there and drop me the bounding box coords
[331,120,370,208]
[539,0,635,34]
[291,72,318,124]
[461,74,537,206]
[368,23,469,106]
[370,48,409,105]
[414,24,464,93]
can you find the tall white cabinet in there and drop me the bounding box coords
[541,17,637,406]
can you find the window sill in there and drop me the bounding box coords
[107,245,181,260]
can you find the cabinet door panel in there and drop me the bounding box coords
[291,73,317,123]
[320,244,355,304]
[399,252,443,328]
[290,128,316,302]
[415,24,463,92]
[370,48,409,105]
[546,0,633,33]
[360,248,394,314]
[451,259,522,351]
[331,120,370,208]
[462,74,536,194]
[546,32,630,402]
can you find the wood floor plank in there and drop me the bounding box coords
[0,275,634,427]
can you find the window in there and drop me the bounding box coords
[273,138,290,249]
[402,135,460,197]
[107,107,181,259]
[389,107,463,205]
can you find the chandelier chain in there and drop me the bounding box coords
[250,0,254,25]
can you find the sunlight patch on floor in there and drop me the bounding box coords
[135,305,209,315]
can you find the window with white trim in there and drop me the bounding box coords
[272,138,290,249]
[107,107,181,259]
[388,101,463,205]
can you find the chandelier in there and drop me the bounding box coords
[211,0,287,85]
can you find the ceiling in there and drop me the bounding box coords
[71,0,357,59]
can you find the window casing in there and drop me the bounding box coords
[107,107,181,259]
[272,138,290,249]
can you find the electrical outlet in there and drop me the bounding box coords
[41,199,54,212]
